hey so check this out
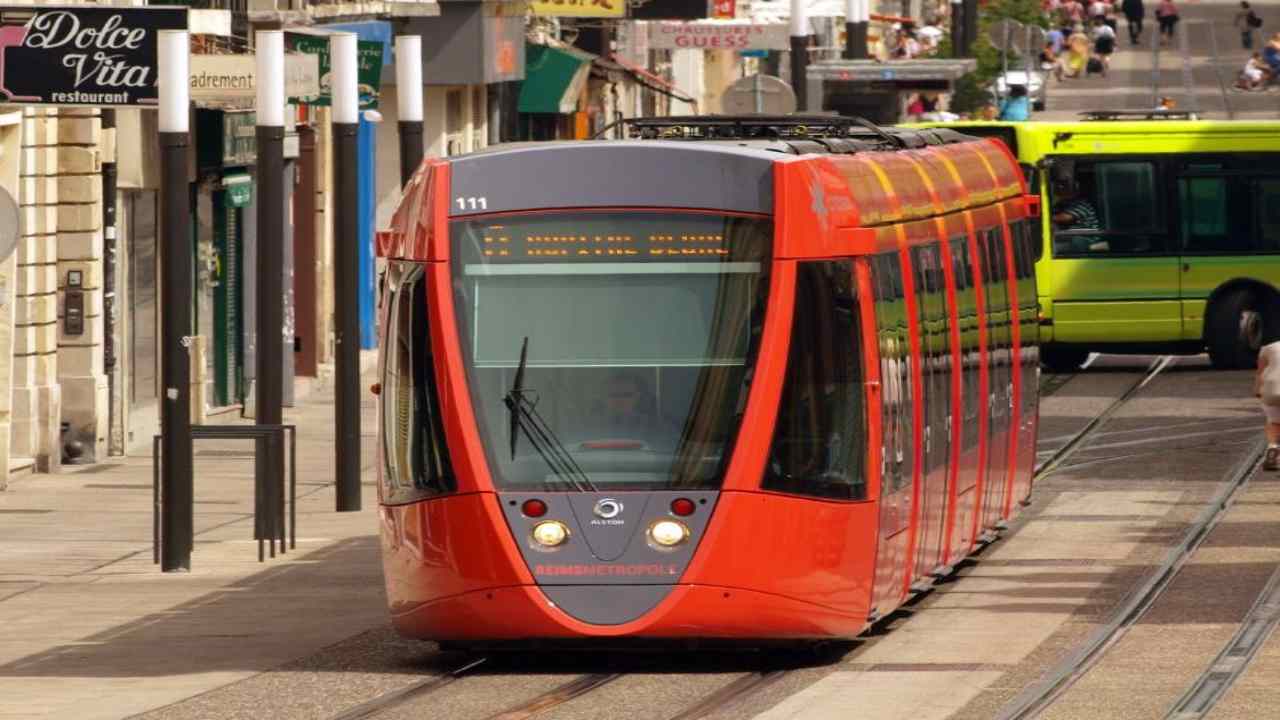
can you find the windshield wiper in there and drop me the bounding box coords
[503,338,595,491]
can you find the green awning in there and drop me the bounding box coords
[518,43,595,114]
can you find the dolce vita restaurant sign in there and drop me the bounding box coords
[0,6,187,107]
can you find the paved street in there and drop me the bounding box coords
[0,354,387,720]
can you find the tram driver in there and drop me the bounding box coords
[584,371,676,451]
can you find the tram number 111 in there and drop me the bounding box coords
[457,197,488,211]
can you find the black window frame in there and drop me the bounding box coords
[763,260,868,501]
[1048,155,1171,258]
[379,260,457,505]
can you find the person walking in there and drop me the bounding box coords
[1236,2,1264,50]
[1255,340,1280,470]
[1093,17,1117,74]
[1155,0,1179,45]
[1122,0,1145,45]
[998,85,1032,120]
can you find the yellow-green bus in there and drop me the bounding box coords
[907,117,1280,371]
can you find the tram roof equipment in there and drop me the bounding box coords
[602,114,983,156]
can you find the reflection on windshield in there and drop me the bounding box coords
[452,211,772,491]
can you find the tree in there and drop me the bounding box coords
[944,0,1048,114]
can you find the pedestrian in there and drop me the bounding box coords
[1238,51,1268,90]
[907,94,926,119]
[1093,17,1117,73]
[1039,40,1059,71]
[1062,24,1091,78]
[999,85,1032,120]
[1255,340,1280,470]
[1122,0,1145,45]
[1065,0,1087,26]
[1235,2,1263,50]
[1265,33,1280,77]
[1088,0,1109,23]
[1048,25,1067,54]
[1155,0,1179,45]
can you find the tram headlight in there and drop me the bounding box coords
[648,519,690,548]
[531,520,570,548]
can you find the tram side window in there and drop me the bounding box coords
[951,236,980,452]
[763,261,866,500]
[872,252,914,493]
[380,262,456,504]
[1051,160,1165,257]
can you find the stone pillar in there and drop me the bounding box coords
[13,108,61,473]
[56,108,107,464]
[0,111,21,490]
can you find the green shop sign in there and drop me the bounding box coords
[222,174,253,208]
[288,34,384,109]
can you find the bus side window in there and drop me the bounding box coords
[1179,176,1254,253]
[1051,160,1164,256]
[1256,179,1280,251]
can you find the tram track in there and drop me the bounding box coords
[1034,355,1175,477]
[1164,560,1280,720]
[327,657,488,720]
[994,438,1267,720]
[321,355,1182,720]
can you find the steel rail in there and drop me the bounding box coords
[665,670,790,720]
[1034,355,1174,476]
[484,673,622,720]
[1164,543,1280,718]
[994,438,1266,720]
[327,657,487,720]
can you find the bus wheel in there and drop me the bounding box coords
[1040,346,1089,373]
[1207,290,1263,370]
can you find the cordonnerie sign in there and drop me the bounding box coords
[0,6,187,107]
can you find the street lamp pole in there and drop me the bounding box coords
[395,35,424,187]
[255,31,287,548]
[790,0,810,111]
[332,33,362,513]
[157,29,193,572]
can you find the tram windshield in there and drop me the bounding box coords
[451,211,772,491]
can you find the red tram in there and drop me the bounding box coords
[374,117,1039,644]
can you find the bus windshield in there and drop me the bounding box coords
[451,211,772,491]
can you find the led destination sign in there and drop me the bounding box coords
[478,227,732,262]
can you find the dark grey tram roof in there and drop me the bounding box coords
[447,115,984,217]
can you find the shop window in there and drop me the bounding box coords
[381,261,455,504]
[763,261,866,500]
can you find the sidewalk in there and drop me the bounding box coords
[0,354,389,720]
[1038,4,1279,121]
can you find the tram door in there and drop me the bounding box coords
[910,245,952,580]
[979,228,1012,530]
[870,252,915,616]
